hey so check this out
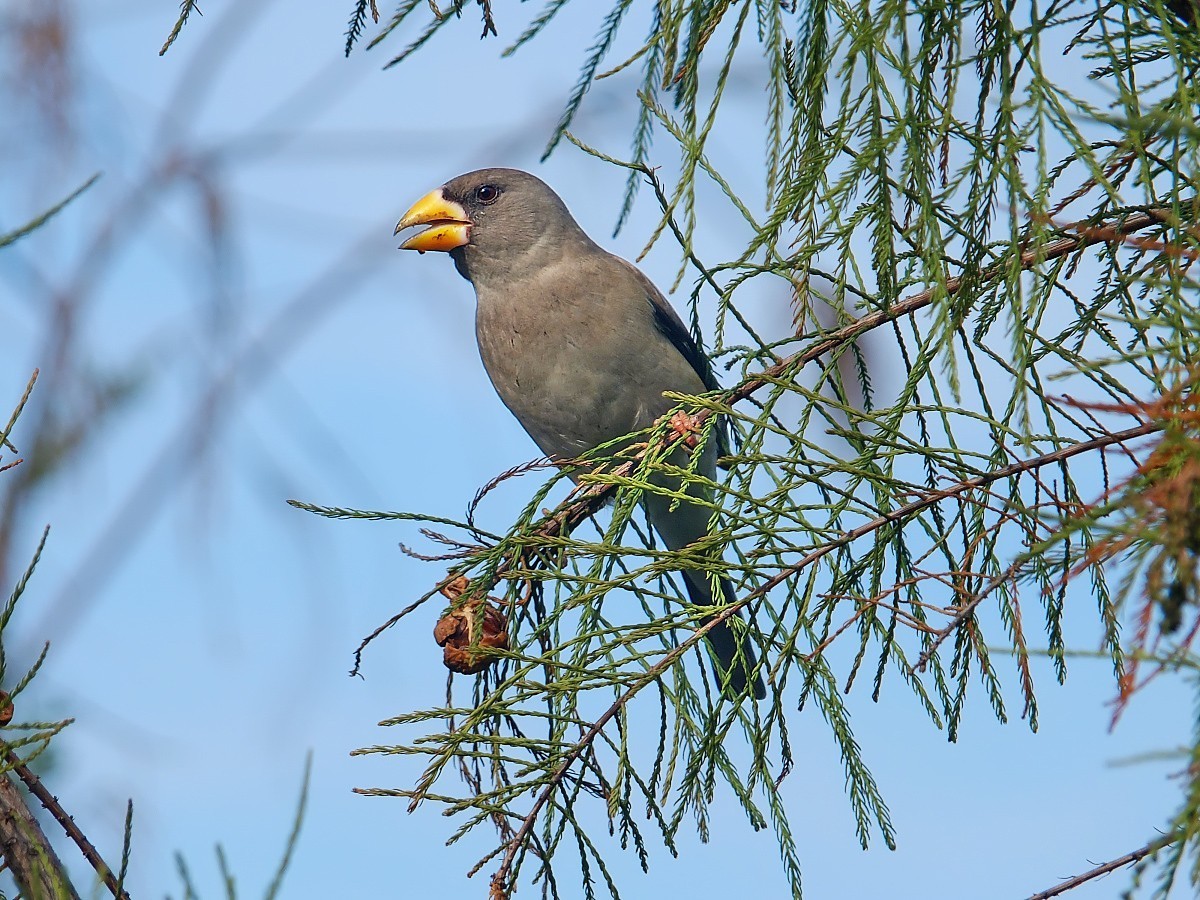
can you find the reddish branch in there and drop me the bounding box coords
[738,422,1156,621]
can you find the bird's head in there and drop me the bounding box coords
[395,168,591,283]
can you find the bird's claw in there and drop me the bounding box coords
[667,410,703,450]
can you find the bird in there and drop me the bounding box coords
[395,167,765,700]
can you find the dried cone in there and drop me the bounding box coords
[0,691,12,727]
[433,576,509,675]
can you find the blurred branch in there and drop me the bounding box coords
[263,752,311,900]
[27,231,385,646]
[3,0,379,653]
[172,754,312,900]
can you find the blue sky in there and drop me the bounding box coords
[0,2,1192,898]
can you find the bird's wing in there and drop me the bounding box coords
[613,256,733,460]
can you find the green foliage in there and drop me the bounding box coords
[0,373,70,769]
[345,1,380,58]
[0,375,77,898]
[334,1,1200,898]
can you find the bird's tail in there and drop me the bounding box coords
[683,572,766,700]
[641,461,765,699]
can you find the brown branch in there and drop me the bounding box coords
[0,760,78,899]
[1027,835,1171,899]
[5,747,129,899]
[745,423,1160,630]
[489,607,724,897]
[913,553,1032,673]
[907,422,1158,672]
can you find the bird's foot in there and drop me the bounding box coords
[667,410,703,450]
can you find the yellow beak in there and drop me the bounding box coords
[394,189,471,253]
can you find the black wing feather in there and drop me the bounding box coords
[648,296,722,394]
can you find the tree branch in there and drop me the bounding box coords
[0,758,79,899]
[1026,835,1171,899]
[5,747,129,899]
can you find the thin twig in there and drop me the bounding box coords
[1026,835,1171,899]
[743,423,1159,623]
[0,370,38,455]
[909,419,1163,673]
[913,555,1045,673]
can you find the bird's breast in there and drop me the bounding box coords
[474,286,662,461]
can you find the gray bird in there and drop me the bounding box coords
[396,168,764,699]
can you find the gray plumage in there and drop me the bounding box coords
[404,167,764,699]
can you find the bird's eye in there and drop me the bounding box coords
[475,184,501,205]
